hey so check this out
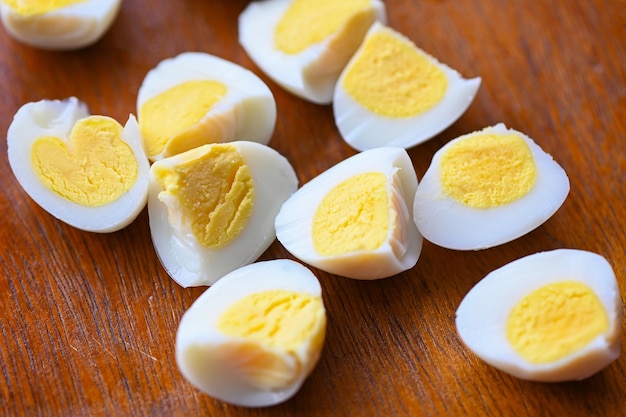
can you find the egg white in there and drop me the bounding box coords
[0,0,121,50]
[333,22,481,151]
[148,141,298,287]
[137,52,277,161]
[7,97,150,233]
[275,147,422,279]
[238,0,386,104]
[413,123,570,250]
[456,249,622,381]
[176,259,326,407]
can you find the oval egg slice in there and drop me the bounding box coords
[275,147,422,279]
[333,22,481,151]
[137,52,277,161]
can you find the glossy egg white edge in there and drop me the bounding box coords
[137,52,277,155]
[275,147,423,279]
[413,123,570,250]
[455,249,622,381]
[7,97,150,233]
[238,0,387,104]
[333,22,481,151]
[148,141,299,288]
[0,0,122,50]
[176,259,325,407]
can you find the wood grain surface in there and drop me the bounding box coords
[1,1,625,416]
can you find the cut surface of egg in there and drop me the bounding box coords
[413,123,570,250]
[0,0,121,50]
[275,147,422,280]
[176,259,327,407]
[137,52,276,161]
[456,249,622,382]
[148,141,298,287]
[333,22,481,151]
[239,0,386,104]
[7,97,150,232]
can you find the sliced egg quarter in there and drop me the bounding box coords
[137,52,277,161]
[413,123,570,250]
[333,22,481,151]
[176,259,327,407]
[456,249,622,382]
[239,0,386,104]
[275,147,422,280]
[7,97,150,232]
[149,141,298,287]
[0,0,122,50]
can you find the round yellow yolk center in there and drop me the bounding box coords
[30,116,139,207]
[153,144,254,249]
[506,281,609,364]
[341,27,448,118]
[3,0,86,15]
[274,0,370,54]
[139,80,228,159]
[440,133,537,208]
[313,172,390,256]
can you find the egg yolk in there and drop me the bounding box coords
[506,281,609,364]
[440,133,537,208]
[30,116,138,207]
[139,80,228,159]
[341,27,448,118]
[274,0,371,54]
[153,144,254,249]
[3,0,85,15]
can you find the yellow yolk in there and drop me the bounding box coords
[506,281,609,364]
[274,0,371,54]
[30,116,138,207]
[440,133,537,208]
[312,172,391,256]
[2,0,86,15]
[153,144,254,249]
[139,80,228,158]
[341,27,448,118]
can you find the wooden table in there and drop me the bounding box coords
[1,1,624,415]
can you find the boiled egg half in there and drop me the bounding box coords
[413,123,570,250]
[137,52,276,161]
[333,22,481,151]
[0,0,121,50]
[148,141,298,287]
[456,249,622,381]
[239,0,386,104]
[176,259,327,407]
[275,147,422,280]
[7,97,149,232]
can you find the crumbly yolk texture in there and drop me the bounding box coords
[341,27,448,118]
[3,0,86,15]
[31,116,138,207]
[506,281,609,364]
[313,172,390,256]
[139,80,228,158]
[440,133,537,208]
[274,0,370,54]
[153,144,254,248]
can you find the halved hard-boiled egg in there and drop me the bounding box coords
[333,22,481,151]
[413,123,570,250]
[7,97,149,232]
[275,147,422,280]
[239,0,386,104]
[176,259,327,407]
[0,0,122,50]
[137,52,277,162]
[148,141,298,287]
[456,249,622,381]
